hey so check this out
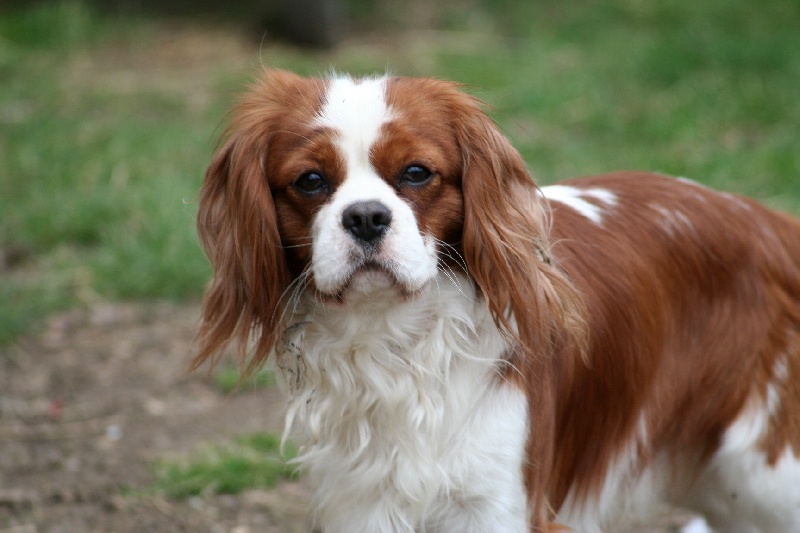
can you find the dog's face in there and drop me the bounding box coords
[267,75,464,302]
[193,70,584,370]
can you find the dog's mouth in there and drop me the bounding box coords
[319,260,419,305]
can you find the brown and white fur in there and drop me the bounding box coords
[193,69,800,532]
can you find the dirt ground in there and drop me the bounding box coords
[0,303,697,533]
[0,303,313,533]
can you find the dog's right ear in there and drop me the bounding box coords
[192,129,292,374]
[192,69,327,374]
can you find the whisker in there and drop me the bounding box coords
[280,242,313,250]
[288,270,313,320]
[437,260,462,289]
[432,241,474,289]
[273,269,311,327]
[437,260,476,304]
[432,238,469,274]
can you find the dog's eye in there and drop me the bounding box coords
[400,165,433,186]
[294,172,329,194]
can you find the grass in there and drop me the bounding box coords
[213,364,276,394]
[150,432,297,499]
[0,2,219,341]
[431,0,800,203]
[1,0,798,342]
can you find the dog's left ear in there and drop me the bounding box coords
[452,94,586,363]
[449,87,587,528]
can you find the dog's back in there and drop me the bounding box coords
[544,172,800,531]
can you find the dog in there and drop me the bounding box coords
[192,69,800,532]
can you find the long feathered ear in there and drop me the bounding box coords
[455,97,586,362]
[191,69,325,374]
[191,132,292,373]
[453,92,587,526]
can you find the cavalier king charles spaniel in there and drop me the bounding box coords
[192,70,800,532]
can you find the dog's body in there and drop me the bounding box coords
[194,70,800,532]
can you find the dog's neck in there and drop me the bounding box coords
[275,271,516,529]
[277,271,507,427]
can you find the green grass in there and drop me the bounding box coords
[427,0,800,203]
[1,0,799,343]
[0,2,216,341]
[150,432,297,499]
[213,364,276,394]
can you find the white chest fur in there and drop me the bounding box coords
[276,274,530,532]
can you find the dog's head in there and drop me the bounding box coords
[193,70,584,371]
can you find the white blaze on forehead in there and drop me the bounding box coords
[540,185,618,225]
[316,75,392,169]
[313,74,396,207]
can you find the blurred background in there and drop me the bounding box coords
[0,0,798,531]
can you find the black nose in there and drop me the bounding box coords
[341,201,393,244]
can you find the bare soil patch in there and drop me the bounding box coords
[0,303,311,533]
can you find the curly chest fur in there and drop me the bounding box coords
[275,278,531,533]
